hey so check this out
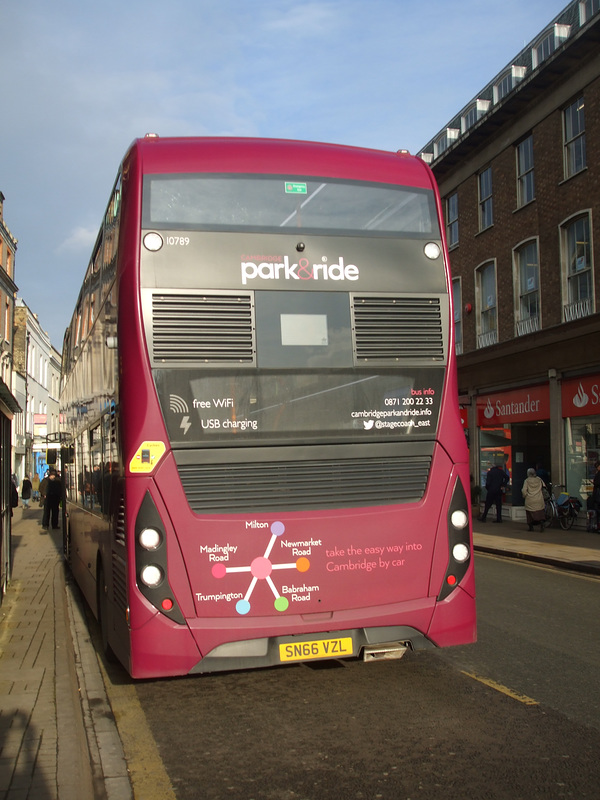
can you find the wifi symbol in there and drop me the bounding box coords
[170,394,189,414]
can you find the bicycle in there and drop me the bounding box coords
[543,483,582,530]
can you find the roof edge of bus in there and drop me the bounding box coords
[125,136,434,188]
[134,134,409,156]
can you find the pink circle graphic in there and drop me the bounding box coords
[211,563,227,579]
[251,556,272,579]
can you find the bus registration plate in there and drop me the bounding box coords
[279,637,353,662]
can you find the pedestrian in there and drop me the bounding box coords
[479,461,508,523]
[31,472,40,501]
[21,475,32,510]
[521,467,546,531]
[587,461,600,532]
[39,471,49,508]
[42,469,62,531]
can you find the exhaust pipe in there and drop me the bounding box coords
[363,642,408,662]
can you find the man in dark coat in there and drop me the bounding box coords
[42,469,62,531]
[479,463,509,523]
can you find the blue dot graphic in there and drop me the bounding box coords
[271,521,285,536]
[236,599,251,615]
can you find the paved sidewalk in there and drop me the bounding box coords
[473,514,600,575]
[0,506,131,800]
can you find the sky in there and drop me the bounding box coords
[1,0,569,349]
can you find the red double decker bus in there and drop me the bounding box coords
[60,136,475,678]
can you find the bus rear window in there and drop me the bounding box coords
[143,175,439,237]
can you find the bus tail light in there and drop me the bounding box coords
[135,492,185,624]
[437,478,472,601]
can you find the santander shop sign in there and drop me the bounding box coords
[562,374,600,417]
[477,385,550,426]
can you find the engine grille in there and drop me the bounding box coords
[151,292,255,363]
[352,295,444,362]
[177,455,431,513]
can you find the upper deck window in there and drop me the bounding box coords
[143,175,439,238]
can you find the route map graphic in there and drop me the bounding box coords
[211,521,310,615]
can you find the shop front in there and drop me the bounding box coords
[562,374,600,509]
[476,384,551,520]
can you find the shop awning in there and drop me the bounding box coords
[0,378,22,415]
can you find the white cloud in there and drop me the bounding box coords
[262,1,337,34]
[57,226,97,255]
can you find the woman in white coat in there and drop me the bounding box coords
[521,467,546,531]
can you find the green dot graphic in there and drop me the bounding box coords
[274,596,289,612]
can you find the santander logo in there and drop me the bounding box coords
[483,399,495,419]
[241,256,359,285]
[572,382,589,408]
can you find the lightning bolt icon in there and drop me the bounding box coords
[180,416,191,435]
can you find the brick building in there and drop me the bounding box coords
[0,191,20,600]
[419,0,600,517]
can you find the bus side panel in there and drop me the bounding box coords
[67,503,99,616]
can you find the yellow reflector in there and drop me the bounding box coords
[129,441,167,473]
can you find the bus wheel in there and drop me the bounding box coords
[97,562,117,662]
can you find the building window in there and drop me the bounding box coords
[532,25,570,68]
[461,100,490,132]
[563,97,586,178]
[435,128,459,158]
[516,136,535,207]
[476,261,497,348]
[478,168,493,231]
[452,278,462,355]
[580,0,600,24]
[493,66,526,103]
[514,240,540,336]
[562,213,593,321]
[446,193,458,248]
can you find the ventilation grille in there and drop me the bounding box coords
[152,293,254,363]
[111,553,128,612]
[352,296,444,362]
[114,493,126,547]
[178,456,431,513]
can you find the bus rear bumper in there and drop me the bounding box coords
[187,624,436,674]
